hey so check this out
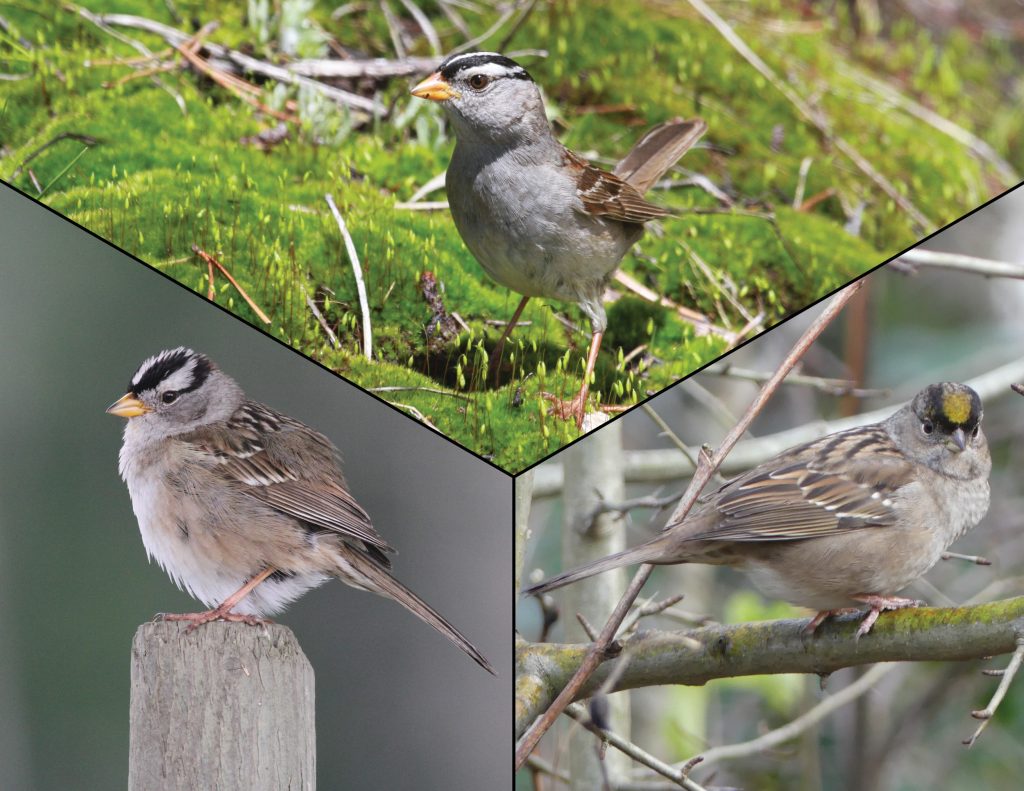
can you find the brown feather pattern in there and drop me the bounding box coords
[563,148,671,223]
[685,426,911,543]
[182,401,396,557]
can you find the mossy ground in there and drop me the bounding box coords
[1,1,1018,471]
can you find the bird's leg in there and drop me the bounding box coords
[160,567,277,634]
[488,295,531,387]
[804,608,862,634]
[805,594,922,638]
[544,330,604,430]
[849,594,922,637]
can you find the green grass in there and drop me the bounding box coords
[1,0,1018,471]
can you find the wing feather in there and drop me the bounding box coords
[685,426,912,543]
[181,401,395,558]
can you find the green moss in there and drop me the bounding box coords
[1,0,1017,470]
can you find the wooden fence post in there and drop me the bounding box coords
[128,621,315,790]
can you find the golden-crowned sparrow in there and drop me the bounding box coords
[524,382,991,636]
[107,347,494,673]
[411,52,706,428]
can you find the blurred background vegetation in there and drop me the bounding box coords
[0,185,510,791]
[1,0,1021,470]
[518,185,1024,790]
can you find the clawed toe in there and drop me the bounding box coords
[541,391,589,428]
[805,596,921,638]
[159,609,272,633]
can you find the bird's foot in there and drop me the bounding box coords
[542,391,591,430]
[158,607,272,634]
[806,596,922,638]
[804,607,862,634]
[849,594,922,638]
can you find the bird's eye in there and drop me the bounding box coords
[971,425,980,439]
[162,391,179,404]
[468,73,490,90]
[921,420,933,435]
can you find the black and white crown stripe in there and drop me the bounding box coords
[129,346,212,397]
[437,51,533,83]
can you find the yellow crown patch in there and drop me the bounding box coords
[942,391,973,425]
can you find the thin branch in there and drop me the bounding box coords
[386,401,438,429]
[288,55,440,78]
[325,193,373,360]
[613,270,735,341]
[379,0,408,58]
[896,248,1024,279]
[450,0,523,54]
[300,284,340,349]
[515,596,1024,737]
[69,3,187,114]
[367,385,470,400]
[588,492,682,521]
[399,0,442,56]
[942,551,992,566]
[704,362,889,398]
[9,132,99,180]
[963,638,1024,747]
[641,404,707,477]
[525,754,569,784]
[514,281,864,767]
[90,12,385,115]
[191,246,271,324]
[688,663,896,770]
[563,703,708,791]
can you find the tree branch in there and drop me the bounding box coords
[515,596,1024,739]
[515,283,863,765]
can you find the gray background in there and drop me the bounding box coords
[0,183,511,790]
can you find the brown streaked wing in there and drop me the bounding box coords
[686,427,913,543]
[184,403,396,555]
[564,148,671,224]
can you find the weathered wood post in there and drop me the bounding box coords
[128,621,315,791]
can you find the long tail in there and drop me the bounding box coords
[353,558,496,676]
[522,542,668,596]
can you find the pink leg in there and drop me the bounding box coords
[543,330,604,430]
[489,295,531,386]
[806,595,922,637]
[161,567,277,634]
[850,594,921,638]
[805,607,861,634]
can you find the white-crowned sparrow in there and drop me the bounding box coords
[411,52,706,428]
[525,383,991,636]
[107,347,495,674]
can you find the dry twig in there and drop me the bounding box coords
[963,638,1024,747]
[896,249,1024,279]
[325,193,373,360]
[563,702,708,791]
[191,245,271,324]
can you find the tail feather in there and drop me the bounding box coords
[613,118,708,194]
[354,558,496,676]
[523,543,666,596]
